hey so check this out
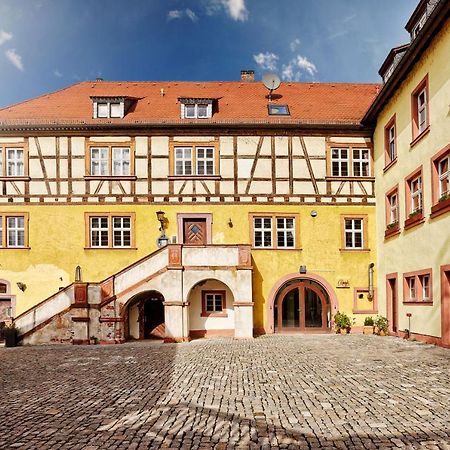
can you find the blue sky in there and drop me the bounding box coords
[0,0,417,108]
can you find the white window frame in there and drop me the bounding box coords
[389,192,399,224]
[90,217,109,248]
[344,218,363,249]
[438,155,450,197]
[276,217,295,248]
[417,88,427,134]
[90,147,108,176]
[410,175,422,213]
[196,147,215,176]
[205,292,224,313]
[174,147,193,176]
[408,277,417,300]
[388,125,396,161]
[331,148,349,177]
[352,148,370,177]
[182,103,212,119]
[112,217,131,248]
[421,274,430,301]
[7,216,25,248]
[6,148,24,177]
[94,100,123,119]
[253,217,273,248]
[112,147,131,176]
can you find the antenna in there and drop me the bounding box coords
[262,72,281,102]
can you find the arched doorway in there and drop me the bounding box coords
[274,279,331,332]
[125,290,165,340]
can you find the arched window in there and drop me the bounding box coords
[0,282,8,294]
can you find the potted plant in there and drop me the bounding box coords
[89,336,98,345]
[3,323,19,347]
[334,311,354,334]
[374,316,388,336]
[409,208,422,219]
[363,316,374,335]
[386,221,398,230]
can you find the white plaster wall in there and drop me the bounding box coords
[188,279,235,331]
[182,246,238,267]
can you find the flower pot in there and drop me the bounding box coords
[5,331,18,347]
[363,326,374,335]
[378,330,386,336]
[89,339,97,345]
[340,328,348,335]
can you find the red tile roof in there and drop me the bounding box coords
[0,81,380,127]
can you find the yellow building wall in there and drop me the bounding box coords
[0,203,376,329]
[373,20,450,337]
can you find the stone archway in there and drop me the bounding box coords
[124,290,165,340]
[267,273,339,334]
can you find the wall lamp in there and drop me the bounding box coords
[17,282,27,292]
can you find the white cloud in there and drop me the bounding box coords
[5,48,24,71]
[294,55,317,77]
[54,69,63,78]
[205,0,248,22]
[253,52,279,72]
[0,30,13,46]
[281,55,317,81]
[289,38,301,52]
[167,8,198,22]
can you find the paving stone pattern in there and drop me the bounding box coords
[1,335,450,449]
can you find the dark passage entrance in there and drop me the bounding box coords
[144,293,165,339]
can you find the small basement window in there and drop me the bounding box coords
[268,104,290,115]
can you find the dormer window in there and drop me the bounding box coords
[92,97,127,119]
[179,98,214,119]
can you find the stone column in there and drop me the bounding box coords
[233,302,254,338]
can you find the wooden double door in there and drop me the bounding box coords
[275,282,329,332]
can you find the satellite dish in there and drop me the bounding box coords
[262,72,281,91]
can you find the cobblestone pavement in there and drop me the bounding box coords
[1,335,450,450]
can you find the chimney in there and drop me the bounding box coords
[240,70,255,82]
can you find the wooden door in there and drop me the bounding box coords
[387,275,398,334]
[183,219,207,245]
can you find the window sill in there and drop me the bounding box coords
[0,246,31,250]
[0,176,31,181]
[84,176,137,180]
[430,197,450,219]
[353,309,379,315]
[251,247,302,251]
[339,248,370,252]
[84,247,137,250]
[168,175,221,181]
[410,126,430,148]
[384,226,400,239]
[325,176,375,182]
[404,214,424,230]
[403,301,433,306]
[383,158,397,173]
[201,312,228,318]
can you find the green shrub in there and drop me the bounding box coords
[364,316,374,326]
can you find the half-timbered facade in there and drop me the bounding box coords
[0,77,379,343]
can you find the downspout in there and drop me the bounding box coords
[368,263,375,301]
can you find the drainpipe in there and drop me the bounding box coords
[368,263,375,301]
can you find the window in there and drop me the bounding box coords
[170,142,218,177]
[405,167,424,227]
[384,115,396,167]
[328,143,372,177]
[0,144,27,178]
[403,269,432,303]
[86,213,134,249]
[92,98,125,119]
[386,188,399,227]
[431,145,450,218]
[410,175,422,213]
[411,76,429,141]
[251,214,299,249]
[352,148,370,177]
[411,11,427,40]
[268,104,290,115]
[86,142,134,177]
[276,218,295,248]
[179,98,214,119]
[201,290,227,317]
[0,214,29,248]
[341,215,368,251]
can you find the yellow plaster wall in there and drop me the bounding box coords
[373,20,450,336]
[1,203,376,328]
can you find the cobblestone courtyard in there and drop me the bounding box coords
[1,335,450,449]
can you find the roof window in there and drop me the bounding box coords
[92,97,127,119]
[268,104,290,116]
